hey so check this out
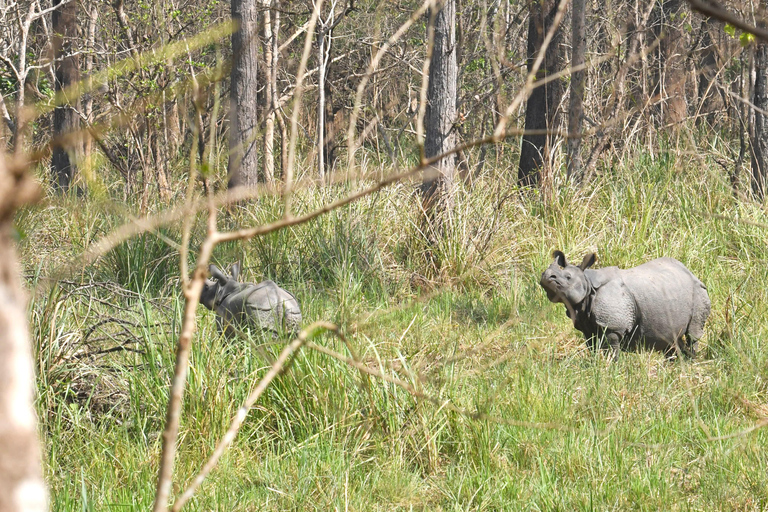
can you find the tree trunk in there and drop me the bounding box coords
[228,0,260,188]
[51,0,80,193]
[658,0,688,128]
[317,19,328,183]
[421,0,458,227]
[323,38,338,176]
[0,156,47,512]
[277,109,288,179]
[263,0,278,185]
[567,0,585,183]
[152,132,171,201]
[696,19,721,126]
[518,0,566,187]
[82,4,98,186]
[751,40,768,199]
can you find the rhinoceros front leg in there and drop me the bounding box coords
[606,332,621,362]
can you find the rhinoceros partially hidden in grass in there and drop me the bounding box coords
[200,263,302,337]
[539,251,710,360]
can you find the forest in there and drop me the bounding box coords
[1,0,768,509]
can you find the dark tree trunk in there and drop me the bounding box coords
[518,0,566,187]
[51,0,80,193]
[228,0,260,189]
[317,20,328,183]
[323,63,339,174]
[567,0,586,183]
[751,41,768,199]
[421,0,458,223]
[696,19,720,126]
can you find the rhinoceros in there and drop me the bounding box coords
[539,251,710,360]
[199,263,302,336]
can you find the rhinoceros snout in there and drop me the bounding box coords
[540,270,559,287]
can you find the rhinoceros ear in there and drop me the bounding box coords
[579,253,596,270]
[552,250,567,268]
[209,264,228,282]
[229,262,241,281]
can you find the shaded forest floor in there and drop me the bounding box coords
[18,152,768,510]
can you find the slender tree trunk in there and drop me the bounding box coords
[567,0,585,183]
[0,155,46,512]
[83,4,98,186]
[51,0,80,193]
[751,40,768,199]
[152,132,171,201]
[317,20,327,183]
[277,109,288,179]
[697,19,720,125]
[658,0,688,128]
[228,0,260,188]
[263,0,277,184]
[518,0,566,187]
[323,38,337,174]
[421,0,458,228]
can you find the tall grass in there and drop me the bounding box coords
[20,154,768,510]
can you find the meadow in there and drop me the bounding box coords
[19,152,768,510]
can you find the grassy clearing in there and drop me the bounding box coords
[20,153,768,511]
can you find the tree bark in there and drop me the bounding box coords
[51,0,80,193]
[658,0,688,128]
[0,155,46,512]
[422,0,458,226]
[317,18,328,183]
[567,0,585,183]
[751,40,768,199]
[82,4,98,184]
[518,0,566,187]
[228,0,261,189]
[263,0,278,185]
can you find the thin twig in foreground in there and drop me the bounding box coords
[152,236,218,512]
[171,322,336,511]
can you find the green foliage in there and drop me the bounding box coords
[19,155,768,510]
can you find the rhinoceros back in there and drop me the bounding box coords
[242,280,302,333]
[215,280,302,335]
[615,257,709,347]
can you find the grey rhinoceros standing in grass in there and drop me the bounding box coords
[200,263,302,336]
[539,251,710,360]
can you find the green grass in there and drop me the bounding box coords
[21,153,768,511]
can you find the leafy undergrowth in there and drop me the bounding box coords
[19,154,768,511]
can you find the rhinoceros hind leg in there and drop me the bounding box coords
[683,289,710,359]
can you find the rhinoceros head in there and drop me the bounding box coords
[200,264,236,310]
[540,251,596,308]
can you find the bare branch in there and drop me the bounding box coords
[346,0,431,173]
[171,322,335,511]
[689,0,768,43]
